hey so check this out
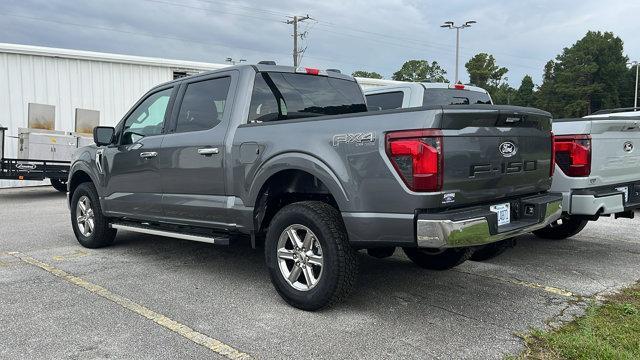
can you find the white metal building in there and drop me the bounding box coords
[0,43,228,187]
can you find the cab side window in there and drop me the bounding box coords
[121,88,173,144]
[175,77,231,133]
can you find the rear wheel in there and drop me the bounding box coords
[50,178,67,193]
[402,247,472,270]
[70,182,117,248]
[469,238,516,261]
[533,215,588,240]
[265,201,358,311]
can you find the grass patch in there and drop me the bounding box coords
[514,282,640,360]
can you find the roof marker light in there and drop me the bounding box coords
[305,67,320,75]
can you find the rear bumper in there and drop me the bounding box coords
[343,193,563,249]
[566,182,640,215]
[416,193,562,248]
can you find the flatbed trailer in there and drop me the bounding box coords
[0,127,70,192]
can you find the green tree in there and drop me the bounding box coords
[491,83,517,105]
[392,60,448,82]
[619,64,639,109]
[535,60,563,115]
[513,75,535,107]
[538,31,628,117]
[465,53,508,88]
[351,70,383,79]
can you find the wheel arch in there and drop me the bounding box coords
[248,153,351,236]
[68,163,100,207]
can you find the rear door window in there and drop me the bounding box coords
[247,72,367,123]
[365,91,404,110]
[175,77,231,133]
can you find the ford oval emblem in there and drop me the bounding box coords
[623,141,634,153]
[499,141,517,157]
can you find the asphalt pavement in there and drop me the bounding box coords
[2,186,640,359]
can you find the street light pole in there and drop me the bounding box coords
[635,62,639,109]
[628,61,639,110]
[441,20,476,84]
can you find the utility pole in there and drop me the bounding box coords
[286,15,312,67]
[441,20,476,83]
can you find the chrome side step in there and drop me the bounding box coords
[111,223,226,245]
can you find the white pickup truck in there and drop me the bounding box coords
[533,108,640,239]
[363,85,640,257]
[363,82,492,109]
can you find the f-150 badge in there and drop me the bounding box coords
[332,132,375,147]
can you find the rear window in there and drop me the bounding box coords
[423,88,492,106]
[366,91,404,110]
[247,72,367,123]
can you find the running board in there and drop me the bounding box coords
[111,223,229,245]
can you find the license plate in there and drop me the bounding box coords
[615,186,629,202]
[490,203,511,226]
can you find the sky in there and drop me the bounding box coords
[1,0,639,87]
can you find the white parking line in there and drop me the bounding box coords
[8,251,252,360]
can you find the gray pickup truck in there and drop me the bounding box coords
[68,64,562,310]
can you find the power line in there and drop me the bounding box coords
[0,12,384,70]
[144,0,550,65]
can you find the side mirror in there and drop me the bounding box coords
[93,126,115,146]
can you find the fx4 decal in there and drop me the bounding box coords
[332,132,376,147]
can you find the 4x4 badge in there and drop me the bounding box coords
[499,141,517,157]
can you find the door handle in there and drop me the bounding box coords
[140,151,158,158]
[198,148,219,156]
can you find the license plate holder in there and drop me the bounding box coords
[490,203,511,226]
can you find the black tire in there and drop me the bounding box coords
[265,201,358,311]
[70,182,117,248]
[367,247,396,259]
[469,238,516,261]
[532,215,589,240]
[402,247,472,270]
[50,178,68,193]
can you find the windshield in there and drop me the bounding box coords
[422,88,492,106]
[247,72,367,123]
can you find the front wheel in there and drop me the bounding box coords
[402,247,472,270]
[70,182,117,248]
[532,215,588,240]
[265,201,358,311]
[50,178,68,193]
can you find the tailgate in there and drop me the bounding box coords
[590,119,640,185]
[438,107,553,206]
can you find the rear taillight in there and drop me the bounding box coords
[385,129,443,192]
[550,131,556,177]
[554,134,591,177]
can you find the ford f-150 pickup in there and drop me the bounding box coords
[68,64,562,310]
[532,109,640,239]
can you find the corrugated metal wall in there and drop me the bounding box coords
[0,52,177,188]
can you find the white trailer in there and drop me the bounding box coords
[0,42,227,188]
